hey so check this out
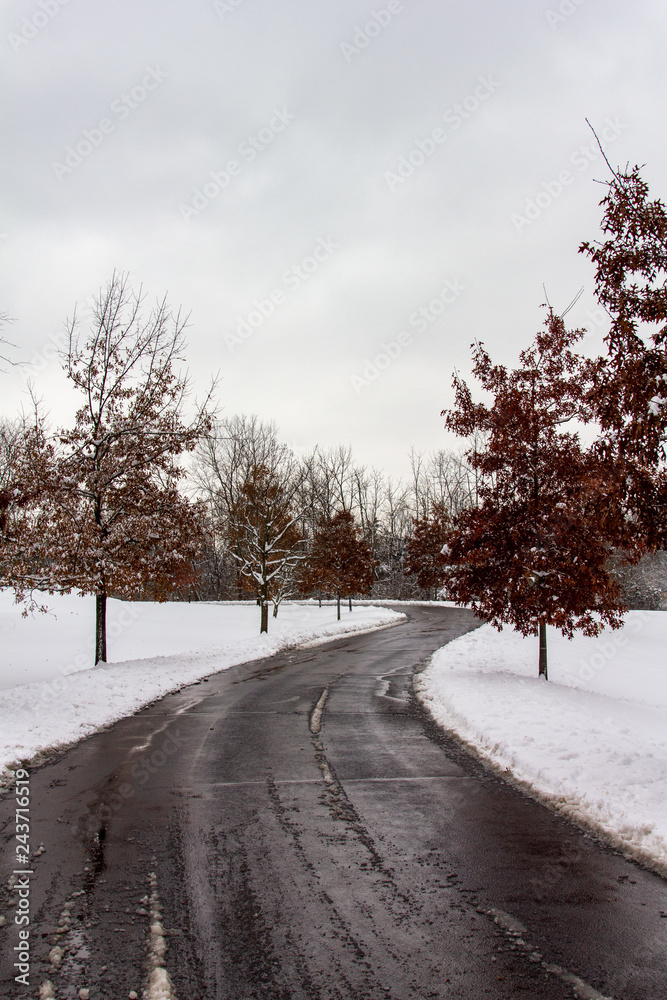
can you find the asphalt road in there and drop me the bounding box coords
[1,605,666,999]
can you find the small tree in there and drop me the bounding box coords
[442,310,625,678]
[404,502,450,599]
[301,510,375,619]
[0,413,51,615]
[270,523,305,618]
[228,461,306,633]
[18,273,212,663]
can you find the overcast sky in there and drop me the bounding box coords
[2,0,665,479]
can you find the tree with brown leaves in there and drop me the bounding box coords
[404,502,450,599]
[442,310,626,678]
[301,510,375,619]
[580,163,667,554]
[16,273,213,663]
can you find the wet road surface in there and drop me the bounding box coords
[1,605,666,999]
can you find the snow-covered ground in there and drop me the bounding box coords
[6,592,666,876]
[0,592,404,784]
[416,611,667,874]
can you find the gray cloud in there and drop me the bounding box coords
[1,0,662,475]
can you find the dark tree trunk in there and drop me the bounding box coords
[318,593,322,608]
[348,596,352,612]
[95,591,107,664]
[273,603,278,618]
[336,591,341,620]
[538,621,548,680]
[259,550,269,633]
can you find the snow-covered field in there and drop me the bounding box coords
[0,592,404,784]
[416,611,667,874]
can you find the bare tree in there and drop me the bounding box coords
[409,443,482,521]
[299,445,359,535]
[372,476,417,598]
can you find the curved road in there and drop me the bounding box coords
[1,605,666,999]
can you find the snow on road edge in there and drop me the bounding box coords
[415,618,667,877]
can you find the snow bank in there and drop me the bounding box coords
[416,611,667,873]
[0,592,404,783]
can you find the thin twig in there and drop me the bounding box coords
[585,118,621,183]
[561,286,584,318]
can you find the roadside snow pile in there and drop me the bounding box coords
[416,610,667,873]
[0,592,404,781]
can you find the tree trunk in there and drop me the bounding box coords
[538,621,548,680]
[272,603,278,618]
[318,593,322,608]
[336,591,341,620]
[259,546,270,633]
[348,596,352,612]
[95,591,107,664]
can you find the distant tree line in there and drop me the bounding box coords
[191,412,481,614]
